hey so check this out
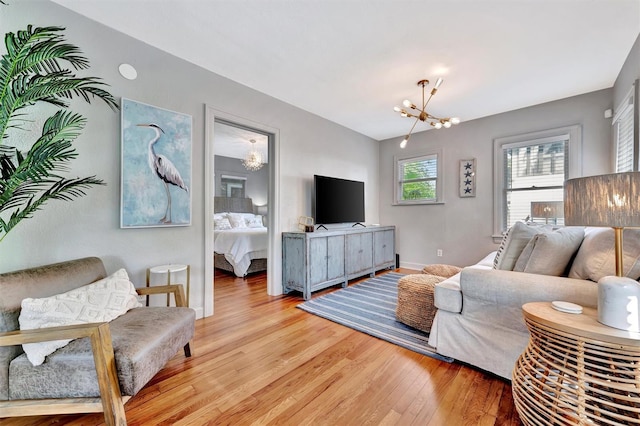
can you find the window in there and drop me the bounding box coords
[394,150,443,205]
[493,126,581,239]
[614,81,638,172]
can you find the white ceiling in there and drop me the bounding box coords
[52,0,640,141]
[214,122,269,162]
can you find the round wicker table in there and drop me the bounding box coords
[513,302,640,425]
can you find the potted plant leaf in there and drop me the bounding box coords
[0,23,118,242]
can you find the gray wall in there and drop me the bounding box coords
[1,1,380,317]
[378,89,613,269]
[214,156,269,207]
[613,34,640,112]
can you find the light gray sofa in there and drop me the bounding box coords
[427,222,640,380]
[427,251,599,379]
[0,257,196,425]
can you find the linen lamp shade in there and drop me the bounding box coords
[565,172,640,331]
[565,172,640,276]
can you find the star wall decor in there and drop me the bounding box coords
[459,158,476,198]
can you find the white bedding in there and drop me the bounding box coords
[214,227,268,276]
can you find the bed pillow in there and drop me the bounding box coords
[214,217,232,230]
[227,213,248,229]
[247,215,264,228]
[513,227,584,276]
[493,221,553,271]
[213,213,228,221]
[18,268,141,366]
[569,227,640,281]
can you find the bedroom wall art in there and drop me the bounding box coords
[121,98,192,228]
[459,158,476,197]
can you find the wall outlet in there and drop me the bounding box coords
[437,249,443,257]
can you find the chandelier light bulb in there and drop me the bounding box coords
[400,111,408,117]
[443,120,452,128]
[451,117,461,125]
[402,99,413,108]
[400,138,408,149]
[434,122,443,129]
[434,78,443,89]
[393,106,401,112]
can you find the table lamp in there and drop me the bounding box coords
[564,172,640,331]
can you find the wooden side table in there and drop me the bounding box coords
[513,302,640,425]
[146,264,190,307]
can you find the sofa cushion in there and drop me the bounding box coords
[513,227,584,276]
[493,222,553,271]
[18,269,141,366]
[9,306,195,399]
[569,228,640,281]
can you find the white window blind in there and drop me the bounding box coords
[614,83,636,172]
[493,125,581,239]
[502,138,568,229]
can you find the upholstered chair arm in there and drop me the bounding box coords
[0,322,127,425]
[136,284,187,307]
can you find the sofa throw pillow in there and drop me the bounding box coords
[493,221,553,271]
[513,227,584,276]
[569,228,640,282]
[19,268,141,366]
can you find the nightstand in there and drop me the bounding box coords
[513,302,640,425]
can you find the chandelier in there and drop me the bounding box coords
[394,78,460,148]
[242,139,264,171]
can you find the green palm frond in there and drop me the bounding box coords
[0,20,116,241]
[0,25,118,141]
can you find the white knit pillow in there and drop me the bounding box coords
[19,268,141,366]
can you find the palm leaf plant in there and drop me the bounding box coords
[0,24,118,242]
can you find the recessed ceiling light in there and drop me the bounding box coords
[118,63,137,80]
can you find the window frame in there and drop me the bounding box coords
[393,149,444,205]
[613,80,638,172]
[493,125,582,241]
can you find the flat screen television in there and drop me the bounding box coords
[313,175,365,226]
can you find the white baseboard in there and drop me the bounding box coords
[399,261,425,272]
[193,307,204,319]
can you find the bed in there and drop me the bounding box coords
[214,197,268,277]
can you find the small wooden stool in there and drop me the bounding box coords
[396,274,444,333]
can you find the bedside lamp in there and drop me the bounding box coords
[564,172,640,331]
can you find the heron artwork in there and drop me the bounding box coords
[137,123,189,224]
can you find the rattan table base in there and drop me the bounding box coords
[513,302,640,425]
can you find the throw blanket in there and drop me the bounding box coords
[214,227,267,276]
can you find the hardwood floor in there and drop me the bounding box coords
[5,269,523,425]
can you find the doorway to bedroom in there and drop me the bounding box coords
[212,122,269,278]
[204,106,280,317]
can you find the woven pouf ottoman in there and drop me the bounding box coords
[395,274,445,333]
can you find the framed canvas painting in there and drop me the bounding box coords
[121,98,192,228]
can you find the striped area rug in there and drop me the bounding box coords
[297,272,452,362]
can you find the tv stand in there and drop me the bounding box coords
[352,222,366,228]
[282,226,396,299]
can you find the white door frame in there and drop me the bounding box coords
[204,106,281,316]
